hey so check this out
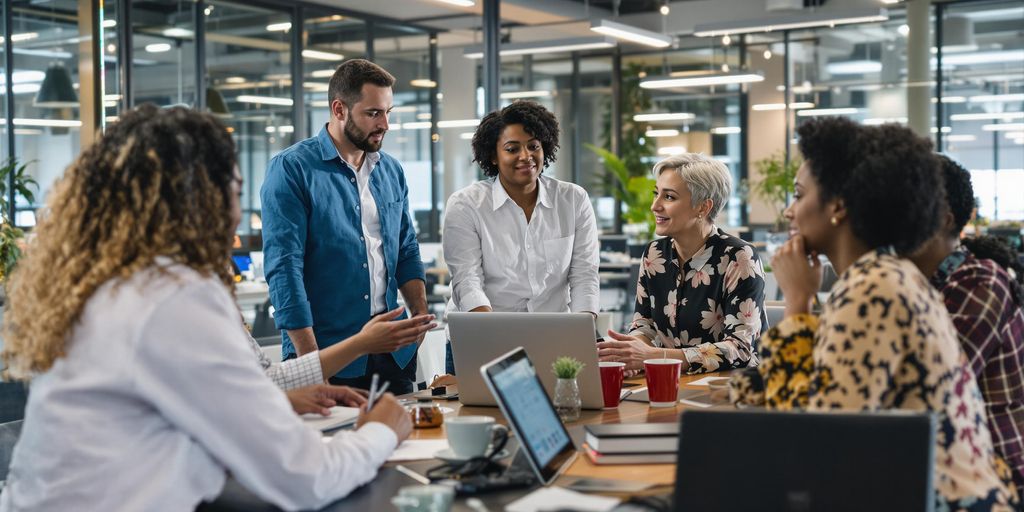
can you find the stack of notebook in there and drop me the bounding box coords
[581,423,679,465]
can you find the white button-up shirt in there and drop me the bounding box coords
[0,261,397,512]
[343,150,387,315]
[443,175,600,314]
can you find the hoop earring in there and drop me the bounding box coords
[830,216,839,226]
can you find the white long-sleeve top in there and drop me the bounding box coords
[0,260,397,512]
[443,175,600,315]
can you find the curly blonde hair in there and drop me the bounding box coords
[2,105,238,379]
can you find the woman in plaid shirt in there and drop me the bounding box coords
[910,155,1024,489]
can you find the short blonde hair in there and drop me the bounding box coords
[653,153,732,220]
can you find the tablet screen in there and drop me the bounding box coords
[483,348,576,483]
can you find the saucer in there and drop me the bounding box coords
[434,447,510,464]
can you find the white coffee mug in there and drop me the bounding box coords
[445,416,508,459]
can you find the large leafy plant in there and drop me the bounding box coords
[585,143,655,237]
[0,158,38,281]
[748,152,800,231]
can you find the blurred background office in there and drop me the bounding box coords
[0,0,1021,346]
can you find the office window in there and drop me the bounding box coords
[939,0,1023,221]
[131,1,197,108]
[8,0,87,224]
[302,9,366,137]
[205,0,295,236]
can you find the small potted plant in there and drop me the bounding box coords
[551,356,585,422]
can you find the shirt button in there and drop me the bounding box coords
[350,178,355,183]
[363,294,369,300]
[362,263,368,268]
[360,236,365,241]
[356,205,360,210]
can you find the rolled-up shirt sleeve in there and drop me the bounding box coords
[135,281,397,511]
[568,191,600,313]
[261,155,314,331]
[443,196,491,312]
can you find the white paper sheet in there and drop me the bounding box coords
[686,376,730,387]
[301,406,360,432]
[386,439,451,462]
[505,486,621,512]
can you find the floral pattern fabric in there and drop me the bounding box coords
[630,228,767,373]
[752,248,1019,510]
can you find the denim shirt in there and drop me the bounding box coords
[260,125,424,378]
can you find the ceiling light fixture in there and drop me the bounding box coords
[710,127,741,134]
[827,60,882,74]
[302,49,344,61]
[500,90,552,99]
[437,119,480,128]
[694,8,889,37]
[162,28,194,38]
[751,102,815,111]
[590,19,673,48]
[936,50,1024,66]
[645,129,680,137]
[145,43,172,53]
[266,22,292,32]
[427,0,475,6]
[657,146,688,156]
[950,112,1023,121]
[982,123,1024,132]
[459,132,475,140]
[10,32,38,42]
[102,19,116,28]
[969,94,1024,103]
[463,37,615,59]
[945,134,976,142]
[0,118,82,128]
[236,95,294,106]
[931,96,966,103]
[633,112,695,122]
[402,122,432,130]
[797,107,860,117]
[640,71,764,89]
[410,78,437,88]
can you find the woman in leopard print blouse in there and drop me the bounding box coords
[741,117,1019,510]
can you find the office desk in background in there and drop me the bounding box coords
[203,371,729,511]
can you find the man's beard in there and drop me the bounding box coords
[344,117,384,153]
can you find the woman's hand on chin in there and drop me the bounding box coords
[597,329,657,372]
[771,235,822,317]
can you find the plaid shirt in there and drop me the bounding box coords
[932,247,1024,488]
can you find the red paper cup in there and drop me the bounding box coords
[644,358,682,407]
[599,362,626,408]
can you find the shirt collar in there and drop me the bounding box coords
[317,124,380,171]
[932,245,969,288]
[490,175,552,211]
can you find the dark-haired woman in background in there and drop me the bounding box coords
[440,100,599,373]
[909,155,1024,489]
[750,117,1018,509]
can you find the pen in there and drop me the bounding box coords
[368,381,390,412]
[366,373,380,411]
[395,464,431,485]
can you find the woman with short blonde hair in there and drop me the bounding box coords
[598,153,767,374]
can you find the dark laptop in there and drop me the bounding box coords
[675,410,936,512]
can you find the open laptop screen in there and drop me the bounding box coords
[481,348,577,485]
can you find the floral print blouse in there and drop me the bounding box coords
[746,248,1019,510]
[630,228,767,373]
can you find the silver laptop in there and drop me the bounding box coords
[448,312,604,409]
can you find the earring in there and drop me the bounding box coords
[830,216,838,226]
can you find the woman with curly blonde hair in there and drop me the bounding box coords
[0,105,411,512]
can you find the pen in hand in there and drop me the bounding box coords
[366,380,390,411]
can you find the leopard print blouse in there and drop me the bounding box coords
[749,248,1019,510]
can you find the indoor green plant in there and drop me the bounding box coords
[551,356,585,422]
[747,152,800,231]
[585,143,656,240]
[0,158,38,284]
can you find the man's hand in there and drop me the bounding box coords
[358,393,413,442]
[286,384,368,416]
[355,306,437,354]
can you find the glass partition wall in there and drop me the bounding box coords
[2,0,1020,244]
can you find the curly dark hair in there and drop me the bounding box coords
[471,100,559,177]
[796,117,941,255]
[937,154,975,236]
[962,235,1024,295]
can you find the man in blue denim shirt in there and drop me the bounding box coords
[261,59,430,394]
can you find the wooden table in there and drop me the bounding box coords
[205,371,730,511]
[399,371,728,488]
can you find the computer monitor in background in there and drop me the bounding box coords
[675,410,935,512]
[599,235,628,254]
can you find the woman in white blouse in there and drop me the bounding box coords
[0,105,411,511]
[441,100,600,373]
